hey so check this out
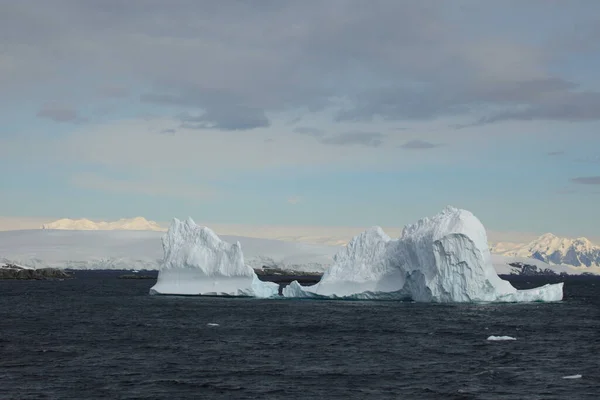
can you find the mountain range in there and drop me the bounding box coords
[491,233,600,268]
[39,217,600,268]
[41,217,165,232]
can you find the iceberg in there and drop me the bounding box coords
[487,336,516,341]
[283,206,563,302]
[149,218,278,297]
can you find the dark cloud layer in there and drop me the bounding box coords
[36,103,79,122]
[177,107,269,131]
[320,132,385,147]
[143,89,270,131]
[399,140,441,150]
[4,1,600,129]
[571,176,600,185]
[99,86,129,98]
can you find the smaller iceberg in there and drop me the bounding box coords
[150,218,278,297]
[487,336,516,341]
[283,207,563,302]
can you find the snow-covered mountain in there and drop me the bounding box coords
[492,233,600,268]
[0,228,596,276]
[41,217,166,232]
[0,229,336,272]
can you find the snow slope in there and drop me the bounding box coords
[0,229,336,271]
[492,233,600,268]
[149,218,278,297]
[41,217,165,231]
[0,225,595,278]
[283,207,563,302]
[491,254,600,276]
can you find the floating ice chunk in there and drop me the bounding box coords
[283,207,564,302]
[562,374,582,379]
[150,218,279,297]
[487,335,516,341]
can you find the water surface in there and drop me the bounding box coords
[1,273,598,399]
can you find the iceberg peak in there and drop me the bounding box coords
[284,207,563,302]
[150,218,278,297]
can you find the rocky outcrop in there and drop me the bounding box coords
[494,233,600,268]
[0,264,72,280]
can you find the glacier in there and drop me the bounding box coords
[149,218,279,297]
[0,229,336,272]
[283,207,564,302]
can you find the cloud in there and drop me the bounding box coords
[177,107,269,131]
[160,128,176,135]
[3,117,455,176]
[547,151,565,156]
[320,132,385,147]
[399,140,441,150]
[5,2,600,127]
[474,91,600,125]
[293,127,325,137]
[571,176,600,185]
[36,103,80,123]
[142,88,270,130]
[98,85,129,98]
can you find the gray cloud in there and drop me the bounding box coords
[176,107,269,131]
[475,91,600,125]
[547,151,565,156]
[4,2,600,127]
[160,129,176,135]
[320,132,385,147]
[399,140,441,150]
[36,103,79,122]
[143,89,270,131]
[571,176,600,185]
[99,86,129,98]
[293,127,325,137]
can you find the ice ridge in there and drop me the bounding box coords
[149,218,278,297]
[283,206,563,302]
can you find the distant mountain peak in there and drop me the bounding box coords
[492,233,600,268]
[41,217,166,232]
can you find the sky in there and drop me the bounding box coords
[1,1,599,241]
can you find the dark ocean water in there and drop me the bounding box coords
[1,272,599,400]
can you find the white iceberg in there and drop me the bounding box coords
[283,207,563,302]
[0,228,336,272]
[149,218,278,297]
[487,336,516,341]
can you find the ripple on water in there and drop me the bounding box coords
[0,274,599,399]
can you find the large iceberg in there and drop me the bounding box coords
[283,207,563,302]
[149,218,278,297]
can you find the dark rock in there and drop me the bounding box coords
[253,267,322,277]
[118,274,155,279]
[508,262,557,276]
[0,264,72,280]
